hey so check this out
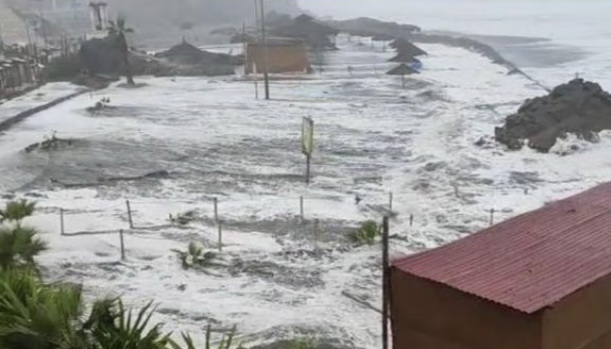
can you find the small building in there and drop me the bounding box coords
[391,182,611,349]
[246,37,311,74]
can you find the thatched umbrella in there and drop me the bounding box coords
[387,63,418,88]
[390,38,427,56]
[388,53,422,63]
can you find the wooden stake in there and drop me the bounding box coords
[409,214,414,227]
[126,200,134,229]
[382,216,390,349]
[60,208,65,235]
[218,221,223,252]
[490,208,495,226]
[214,197,219,223]
[299,196,304,221]
[119,229,125,261]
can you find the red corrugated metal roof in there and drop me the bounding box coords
[393,182,611,314]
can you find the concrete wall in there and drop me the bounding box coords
[391,268,541,349]
[246,44,311,74]
[543,274,611,349]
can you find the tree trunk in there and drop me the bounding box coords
[120,33,135,85]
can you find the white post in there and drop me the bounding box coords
[59,208,65,235]
[300,196,304,220]
[119,229,125,261]
[218,221,223,252]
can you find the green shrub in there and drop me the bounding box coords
[348,220,381,246]
[287,338,316,349]
[45,54,83,81]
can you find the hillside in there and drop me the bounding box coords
[0,0,36,45]
[107,0,301,44]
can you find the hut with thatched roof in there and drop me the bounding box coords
[390,38,427,56]
[387,63,418,88]
[155,39,240,66]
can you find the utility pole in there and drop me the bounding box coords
[259,0,270,100]
[382,216,390,349]
[35,0,48,47]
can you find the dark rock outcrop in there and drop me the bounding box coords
[495,79,611,152]
[326,17,421,38]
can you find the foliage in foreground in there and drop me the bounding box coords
[0,200,241,349]
[170,325,239,349]
[348,220,381,246]
[0,200,47,270]
[0,200,36,226]
[0,226,48,270]
[287,338,316,349]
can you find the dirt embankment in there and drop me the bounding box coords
[495,79,611,152]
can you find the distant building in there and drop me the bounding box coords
[245,37,311,74]
[391,182,611,349]
[88,1,108,31]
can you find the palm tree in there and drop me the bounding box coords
[0,227,48,270]
[0,200,46,271]
[108,16,136,86]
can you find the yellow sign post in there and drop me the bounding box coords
[302,117,314,184]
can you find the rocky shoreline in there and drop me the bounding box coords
[325,17,550,91]
[495,79,611,152]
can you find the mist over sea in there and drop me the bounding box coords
[301,0,611,89]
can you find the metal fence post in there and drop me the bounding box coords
[119,229,125,261]
[126,200,134,229]
[60,208,65,235]
[214,197,219,223]
[218,221,223,252]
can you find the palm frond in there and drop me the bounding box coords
[84,298,170,349]
[0,200,36,225]
[0,269,84,348]
[0,227,48,269]
[170,325,240,349]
